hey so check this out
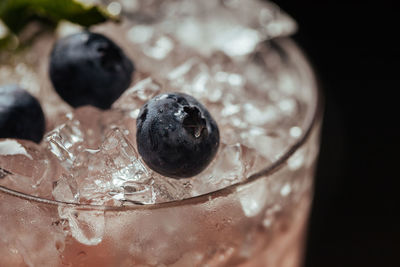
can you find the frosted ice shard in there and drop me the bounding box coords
[0,139,62,198]
[0,139,33,159]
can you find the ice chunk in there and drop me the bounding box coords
[52,174,79,203]
[149,0,296,57]
[127,25,154,44]
[67,127,192,205]
[105,130,192,204]
[45,119,84,169]
[242,102,279,126]
[58,207,105,246]
[152,174,192,203]
[0,139,62,198]
[211,26,260,57]
[174,17,259,57]
[70,128,155,205]
[143,35,174,60]
[167,58,212,99]
[222,0,297,39]
[166,57,243,105]
[237,178,269,218]
[240,131,286,162]
[190,143,265,196]
[122,0,296,82]
[0,139,33,159]
[44,106,136,172]
[44,106,105,168]
[112,76,162,114]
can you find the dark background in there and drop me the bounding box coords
[276,1,399,267]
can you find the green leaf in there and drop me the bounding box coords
[0,0,118,34]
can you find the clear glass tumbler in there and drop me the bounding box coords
[0,36,322,267]
[0,0,322,265]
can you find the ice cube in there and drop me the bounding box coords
[69,127,193,205]
[127,25,154,44]
[112,76,162,114]
[71,147,113,205]
[242,102,280,126]
[45,119,84,169]
[152,174,192,203]
[166,57,243,105]
[240,132,285,162]
[167,58,212,99]
[210,25,260,57]
[52,174,79,203]
[44,106,105,168]
[237,178,269,218]
[190,143,265,197]
[125,23,195,78]
[70,128,155,205]
[154,0,296,57]
[44,106,134,172]
[58,207,105,246]
[223,0,297,39]
[143,35,174,60]
[0,139,63,198]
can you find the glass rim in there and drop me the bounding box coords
[0,38,323,211]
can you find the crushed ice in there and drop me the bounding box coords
[1,0,308,207]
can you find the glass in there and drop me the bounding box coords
[0,1,322,266]
[0,38,321,267]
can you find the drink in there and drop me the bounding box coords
[0,0,322,266]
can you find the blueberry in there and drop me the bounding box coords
[49,31,134,109]
[0,84,45,143]
[136,93,219,178]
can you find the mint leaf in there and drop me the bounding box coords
[0,0,118,34]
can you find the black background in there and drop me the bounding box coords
[276,1,399,267]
